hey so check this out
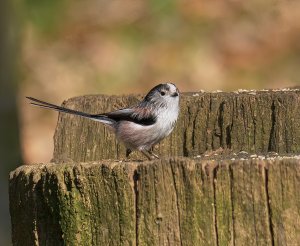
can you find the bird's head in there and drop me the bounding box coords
[143,83,180,107]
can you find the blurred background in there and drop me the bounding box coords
[1,0,300,244]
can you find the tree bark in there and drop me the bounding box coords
[9,156,300,245]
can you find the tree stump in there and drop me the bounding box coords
[53,90,300,161]
[9,89,300,245]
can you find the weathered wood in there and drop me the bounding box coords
[9,162,136,246]
[267,157,300,245]
[10,90,300,245]
[9,156,300,245]
[52,90,300,162]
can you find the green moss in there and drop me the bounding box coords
[9,157,300,245]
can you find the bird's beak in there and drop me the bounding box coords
[171,92,179,97]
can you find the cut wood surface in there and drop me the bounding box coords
[53,90,300,162]
[10,89,300,245]
[9,156,300,246]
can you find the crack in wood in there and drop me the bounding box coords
[212,165,219,246]
[170,162,183,246]
[133,170,140,246]
[229,164,236,246]
[268,100,276,152]
[264,167,275,246]
[113,169,122,245]
[250,164,259,244]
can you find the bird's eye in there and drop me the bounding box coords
[160,91,166,96]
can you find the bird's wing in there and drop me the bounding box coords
[101,107,157,125]
[27,97,156,125]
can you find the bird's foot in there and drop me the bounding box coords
[149,151,160,159]
[141,150,160,160]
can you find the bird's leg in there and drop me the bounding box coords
[126,149,132,158]
[141,150,160,160]
[148,149,160,159]
[140,150,154,160]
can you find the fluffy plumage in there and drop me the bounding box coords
[27,83,180,160]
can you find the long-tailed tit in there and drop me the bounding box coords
[27,83,180,160]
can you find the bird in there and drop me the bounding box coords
[26,83,180,160]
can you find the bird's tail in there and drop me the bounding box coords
[26,97,115,125]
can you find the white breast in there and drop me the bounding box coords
[116,96,179,151]
[155,105,179,139]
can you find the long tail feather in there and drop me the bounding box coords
[26,97,114,125]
